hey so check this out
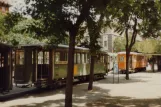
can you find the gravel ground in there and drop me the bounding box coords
[1,72,161,107]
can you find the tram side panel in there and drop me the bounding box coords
[118,52,147,73]
[0,47,12,92]
[15,45,108,88]
[14,49,33,85]
[118,54,126,73]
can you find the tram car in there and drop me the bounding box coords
[118,52,147,73]
[0,43,13,92]
[14,44,108,88]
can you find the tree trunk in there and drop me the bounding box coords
[125,49,130,80]
[65,32,76,107]
[88,55,95,90]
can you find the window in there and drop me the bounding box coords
[119,56,124,62]
[74,53,77,64]
[38,51,43,64]
[55,51,68,64]
[81,53,85,63]
[55,52,60,63]
[84,53,87,63]
[87,54,90,63]
[77,53,81,64]
[104,41,107,47]
[44,52,49,64]
[2,7,5,12]
[0,53,3,67]
[16,50,24,65]
[60,52,68,61]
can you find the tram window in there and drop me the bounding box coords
[119,56,124,62]
[84,53,86,63]
[16,50,24,65]
[0,53,3,67]
[55,51,68,64]
[87,54,90,63]
[44,52,49,64]
[102,55,104,63]
[77,53,81,64]
[100,55,103,63]
[74,53,77,64]
[96,54,101,63]
[60,52,68,61]
[8,53,10,65]
[38,52,43,64]
[0,53,1,67]
[32,51,34,64]
[81,53,84,63]
[55,52,60,63]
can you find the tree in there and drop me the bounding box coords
[135,39,159,54]
[0,13,5,41]
[113,36,139,52]
[113,36,126,52]
[25,0,110,106]
[86,12,106,90]
[108,0,161,80]
[3,12,24,34]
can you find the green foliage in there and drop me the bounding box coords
[135,39,160,54]
[25,0,110,44]
[114,36,161,54]
[3,12,24,34]
[113,36,137,52]
[24,0,112,106]
[107,0,161,47]
[0,13,5,41]
[113,37,126,52]
[0,12,43,45]
[87,13,105,54]
[5,33,40,45]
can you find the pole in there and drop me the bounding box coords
[118,63,119,84]
[113,56,114,84]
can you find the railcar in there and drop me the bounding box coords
[14,44,108,88]
[118,52,147,73]
[0,43,13,92]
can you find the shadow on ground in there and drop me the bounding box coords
[6,83,161,107]
[3,72,161,107]
[86,97,161,107]
[98,74,149,84]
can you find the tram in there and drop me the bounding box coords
[14,44,108,88]
[118,52,147,73]
[0,43,13,92]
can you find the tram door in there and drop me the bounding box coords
[37,51,50,79]
[0,51,12,92]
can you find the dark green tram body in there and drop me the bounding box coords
[0,43,13,92]
[14,44,108,88]
[14,47,34,86]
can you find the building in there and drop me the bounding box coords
[100,28,119,53]
[0,0,10,13]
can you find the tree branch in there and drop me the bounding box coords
[75,0,93,30]
[131,17,137,46]
[125,27,129,47]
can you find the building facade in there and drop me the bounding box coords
[0,0,10,13]
[100,28,119,53]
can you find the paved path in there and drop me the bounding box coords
[1,72,161,107]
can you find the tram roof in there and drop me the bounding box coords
[17,44,107,53]
[0,42,12,48]
[17,44,89,50]
[118,51,145,55]
[0,42,12,52]
[145,53,161,56]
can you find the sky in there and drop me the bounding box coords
[10,0,26,12]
